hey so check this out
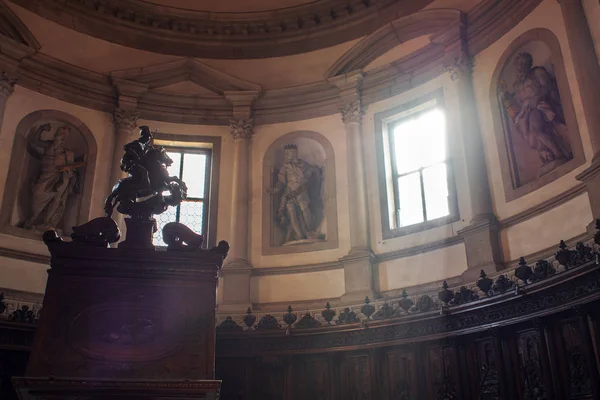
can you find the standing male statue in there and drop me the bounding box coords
[24,124,84,231]
[268,143,324,245]
[498,52,572,170]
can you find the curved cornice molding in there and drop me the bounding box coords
[325,9,463,78]
[0,0,39,50]
[1,0,543,125]
[8,0,433,59]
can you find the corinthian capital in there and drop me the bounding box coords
[229,118,254,140]
[0,72,17,97]
[340,100,361,124]
[113,108,139,132]
[444,53,473,82]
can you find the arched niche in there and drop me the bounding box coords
[489,28,585,201]
[262,131,338,255]
[0,110,98,238]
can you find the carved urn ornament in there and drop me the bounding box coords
[283,305,297,334]
[515,257,533,284]
[399,289,414,312]
[321,302,336,325]
[476,270,494,295]
[438,281,454,306]
[555,240,572,269]
[243,307,257,329]
[361,297,375,320]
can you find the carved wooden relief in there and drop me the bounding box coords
[558,318,593,398]
[476,338,502,400]
[425,345,460,400]
[251,356,287,400]
[516,330,548,400]
[490,29,585,201]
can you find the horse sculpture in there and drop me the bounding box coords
[104,127,187,219]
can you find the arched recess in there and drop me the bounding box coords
[0,1,40,49]
[262,130,338,255]
[0,110,98,238]
[489,28,585,201]
[325,9,462,78]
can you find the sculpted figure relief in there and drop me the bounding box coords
[498,51,572,180]
[23,124,84,231]
[268,143,325,246]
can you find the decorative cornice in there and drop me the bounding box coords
[1,0,543,125]
[0,0,40,50]
[340,100,361,124]
[113,107,139,132]
[9,0,433,59]
[229,118,254,140]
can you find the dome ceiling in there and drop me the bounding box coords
[8,0,434,59]
[140,0,318,13]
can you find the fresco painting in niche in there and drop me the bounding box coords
[267,140,326,247]
[17,122,86,234]
[497,41,573,188]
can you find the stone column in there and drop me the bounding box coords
[446,49,503,281]
[219,91,258,313]
[329,73,377,304]
[0,72,16,132]
[109,79,147,242]
[559,1,600,223]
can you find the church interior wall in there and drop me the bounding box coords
[0,0,597,310]
[472,0,593,260]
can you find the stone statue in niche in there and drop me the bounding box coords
[21,124,85,231]
[497,48,573,186]
[267,143,325,246]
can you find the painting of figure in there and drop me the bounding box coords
[497,42,573,187]
[267,142,325,247]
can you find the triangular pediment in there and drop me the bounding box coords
[0,1,40,49]
[111,58,261,96]
[155,81,217,95]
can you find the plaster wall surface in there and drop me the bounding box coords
[583,0,600,61]
[378,243,468,292]
[250,268,345,304]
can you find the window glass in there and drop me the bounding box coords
[389,106,450,229]
[152,148,211,246]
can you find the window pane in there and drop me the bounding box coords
[393,119,422,174]
[397,172,424,227]
[153,205,178,246]
[182,153,207,198]
[418,108,446,168]
[179,201,204,236]
[166,151,182,177]
[423,163,450,221]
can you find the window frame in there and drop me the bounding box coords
[374,90,459,239]
[152,133,221,248]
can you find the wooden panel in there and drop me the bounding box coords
[216,358,248,400]
[339,353,372,400]
[424,345,461,400]
[475,338,502,400]
[250,356,287,400]
[383,348,419,400]
[558,318,594,399]
[516,330,550,400]
[292,356,333,400]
